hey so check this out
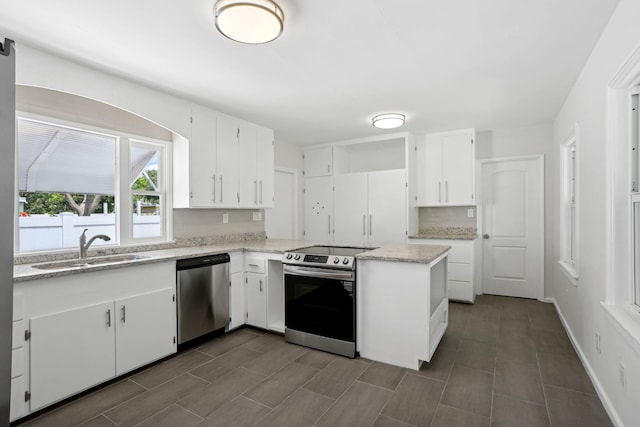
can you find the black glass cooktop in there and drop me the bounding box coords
[294,246,372,257]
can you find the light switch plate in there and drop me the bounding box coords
[223,213,229,224]
[253,211,262,221]
[467,208,474,218]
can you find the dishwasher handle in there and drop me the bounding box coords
[176,253,231,270]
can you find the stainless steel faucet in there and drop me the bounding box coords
[79,228,111,259]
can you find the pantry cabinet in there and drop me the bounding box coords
[333,170,407,246]
[304,176,334,242]
[416,129,475,206]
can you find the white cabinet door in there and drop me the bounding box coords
[30,301,116,411]
[442,131,474,205]
[230,272,245,329]
[418,134,443,206]
[189,107,217,207]
[115,288,176,376]
[246,273,267,328]
[238,121,258,207]
[368,170,407,244]
[304,176,333,242]
[304,146,333,177]
[257,127,275,208]
[333,173,368,246]
[216,115,240,207]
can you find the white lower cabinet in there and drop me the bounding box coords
[30,301,116,411]
[14,262,177,418]
[410,238,478,302]
[246,272,267,329]
[230,272,246,330]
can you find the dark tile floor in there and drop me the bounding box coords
[16,295,613,427]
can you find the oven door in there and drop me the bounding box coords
[284,265,355,342]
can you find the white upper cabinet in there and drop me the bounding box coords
[304,146,333,177]
[174,107,275,209]
[415,129,475,206]
[239,122,274,208]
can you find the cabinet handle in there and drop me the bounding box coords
[328,215,331,234]
[327,164,331,173]
[259,279,263,292]
[445,181,449,202]
[212,174,216,202]
[248,263,259,268]
[106,309,111,327]
[362,215,366,236]
[121,305,126,323]
[259,180,263,204]
[254,180,258,204]
[369,214,372,236]
[220,175,223,203]
[438,181,442,203]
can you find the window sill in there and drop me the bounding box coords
[602,302,640,356]
[558,260,578,286]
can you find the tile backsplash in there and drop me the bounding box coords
[418,206,477,229]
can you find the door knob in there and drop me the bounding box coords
[483,234,490,239]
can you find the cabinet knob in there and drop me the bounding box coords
[483,234,490,239]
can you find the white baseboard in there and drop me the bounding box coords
[544,297,624,427]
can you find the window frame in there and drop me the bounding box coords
[559,124,579,285]
[15,111,173,254]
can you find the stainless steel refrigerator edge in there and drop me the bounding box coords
[0,38,15,426]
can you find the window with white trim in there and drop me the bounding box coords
[16,114,172,253]
[559,126,579,283]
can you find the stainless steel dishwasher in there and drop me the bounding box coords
[176,253,230,345]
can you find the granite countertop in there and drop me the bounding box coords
[409,226,478,241]
[14,239,312,282]
[356,244,451,264]
[14,238,452,282]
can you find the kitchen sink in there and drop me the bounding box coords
[32,254,149,270]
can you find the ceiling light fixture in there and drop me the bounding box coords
[372,113,406,129]
[214,0,284,44]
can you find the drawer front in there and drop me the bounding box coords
[11,348,23,378]
[230,252,244,274]
[12,320,23,350]
[449,280,474,303]
[448,262,472,282]
[245,257,266,274]
[448,244,472,263]
[10,376,25,421]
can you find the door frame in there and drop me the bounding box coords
[267,166,299,240]
[476,155,545,300]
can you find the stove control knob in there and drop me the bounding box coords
[342,257,350,265]
[294,254,301,260]
[286,253,293,260]
[333,257,340,264]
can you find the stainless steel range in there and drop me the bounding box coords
[283,245,372,358]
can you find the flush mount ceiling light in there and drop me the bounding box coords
[214,0,284,44]
[372,113,406,129]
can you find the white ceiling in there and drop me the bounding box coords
[0,0,619,145]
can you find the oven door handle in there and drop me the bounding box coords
[284,265,355,281]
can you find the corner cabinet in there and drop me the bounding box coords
[173,106,275,209]
[13,262,177,418]
[415,129,476,206]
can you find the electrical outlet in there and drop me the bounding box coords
[619,362,626,391]
[223,213,229,224]
[595,333,601,354]
[467,208,474,218]
[252,211,262,221]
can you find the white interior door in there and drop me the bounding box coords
[266,168,296,239]
[481,157,543,299]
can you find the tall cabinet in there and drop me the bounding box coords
[303,135,415,245]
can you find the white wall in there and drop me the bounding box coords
[273,140,304,239]
[552,0,640,425]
